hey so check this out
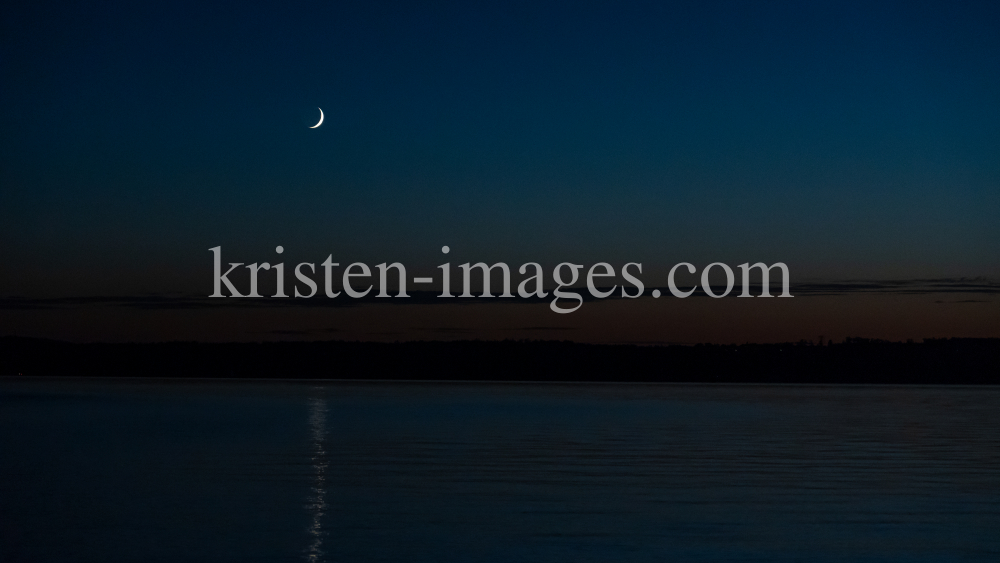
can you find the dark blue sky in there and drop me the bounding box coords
[2,0,998,301]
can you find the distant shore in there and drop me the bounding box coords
[2,336,997,384]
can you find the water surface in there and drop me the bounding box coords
[2,379,998,562]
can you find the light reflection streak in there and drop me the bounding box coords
[305,392,328,563]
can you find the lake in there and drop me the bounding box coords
[2,379,998,562]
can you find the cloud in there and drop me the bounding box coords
[2,278,997,311]
[409,326,576,334]
[264,327,342,335]
[611,340,688,346]
[412,327,477,334]
[502,326,576,331]
[784,278,1000,297]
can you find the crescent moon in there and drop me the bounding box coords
[309,108,324,128]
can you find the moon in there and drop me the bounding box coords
[309,107,324,128]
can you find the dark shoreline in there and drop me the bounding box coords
[3,336,997,384]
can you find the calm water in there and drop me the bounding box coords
[1,379,998,562]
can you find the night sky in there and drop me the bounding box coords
[2,1,998,343]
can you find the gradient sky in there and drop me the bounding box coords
[2,1,998,342]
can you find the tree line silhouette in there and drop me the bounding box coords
[2,336,997,384]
